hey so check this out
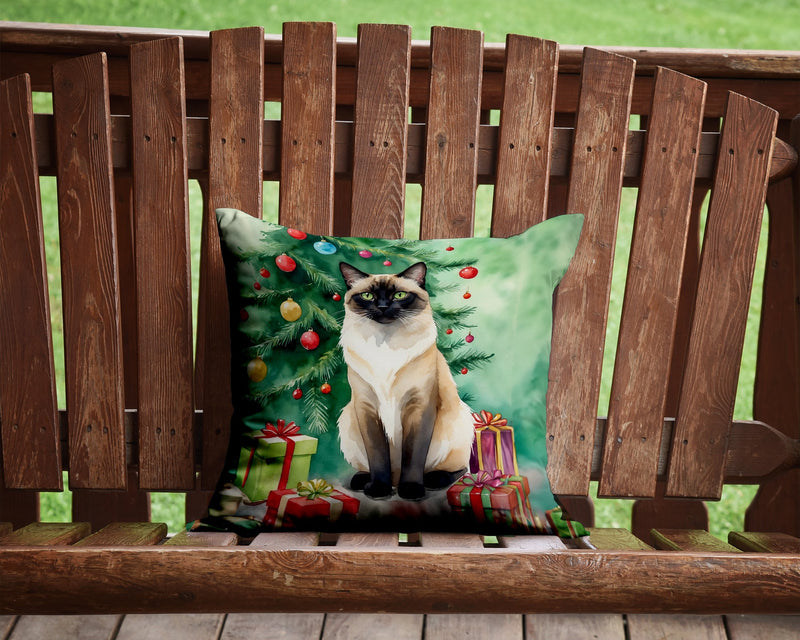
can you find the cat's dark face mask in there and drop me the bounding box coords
[339,261,429,325]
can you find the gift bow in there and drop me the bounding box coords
[262,419,300,438]
[297,478,335,500]
[461,469,506,488]
[471,410,508,428]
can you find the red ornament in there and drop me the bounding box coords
[446,246,454,252]
[300,330,320,350]
[240,309,249,321]
[276,254,297,272]
[459,266,478,279]
[461,367,469,375]
[320,383,332,394]
[332,293,342,302]
[445,328,453,335]
[292,388,303,400]
[465,333,474,343]
[253,282,262,290]
[463,291,472,299]
[383,260,392,266]
[260,267,270,278]
[287,228,307,240]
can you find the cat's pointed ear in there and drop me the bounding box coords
[398,262,427,290]
[339,262,369,289]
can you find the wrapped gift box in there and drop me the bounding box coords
[235,420,318,502]
[447,470,535,531]
[265,480,359,529]
[469,410,519,475]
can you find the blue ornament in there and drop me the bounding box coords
[313,241,337,255]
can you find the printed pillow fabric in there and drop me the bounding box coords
[192,208,586,538]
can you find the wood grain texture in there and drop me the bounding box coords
[627,615,727,640]
[526,614,625,640]
[0,73,61,490]
[72,522,167,546]
[349,24,411,239]
[4,547,800,614]
[725,615,800,640]
[52,53,127,490]
[426,614,522,640]
[71,468,151,531]
[729,531,800,553]
[0,522,90,545]
[197,27,265,490]
[492,35,558,235]
[600,68,706,498]
[584,528,653,550]
[165,530,238,547]
[115,614,224,640]
[547,49,635,497]
[668,93,779,499]
[280,22,336,235]
[419,27,483,240]
[651,528,738,552]
[129,37,195,490]
[8,615,122,640]
[323,614,423,640]
[222,613,325,640]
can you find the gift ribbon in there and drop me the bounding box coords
[471,410,508,427]
[454,473,534,529]
[461,469,506,488]
[242,419,299,489]
[297,478,335,500]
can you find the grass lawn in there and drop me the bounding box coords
[6,0,794,535]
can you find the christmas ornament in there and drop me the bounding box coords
[313,241,337,255]
[287,228,307,240]
[292,388,303,400]
[259,267,270,278]
[465,333,474,343]
[246,357,267,382]
[461,367,469,375]
[275,254,297,272]
[280,297,302,322]
[332,293,341,302]
[240,309,249,321]
[459,266,478,279]
[445,328,453,335]
[383,260,392,266]
[253,282,262,290]
[320,383,332,394]
[300,330,320,350]
[446,246,454,252]
[358,250,373,258]
[463,291,471,299]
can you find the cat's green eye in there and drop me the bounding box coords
[359,292,375,301]
[392,291,408,300]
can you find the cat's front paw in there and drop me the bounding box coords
[364,479,394,499]
[397,481,426,501]
[349,472,371,492]
[423,468,466,490]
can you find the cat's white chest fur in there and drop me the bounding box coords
[339,317,436,447]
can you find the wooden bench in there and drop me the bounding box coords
[1,21,799,620]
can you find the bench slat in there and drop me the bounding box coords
[129,37,195,490]
[72,521,167,546]
[196,27,265,490]
[0,522,90,545]
[668,93,779,499]
[72,468,151,530]
[650,528,739,552]
[729,531,800,553]
[280,22,336,235]
[349,23,411,239]
[420,27,483,239]
[600,68,706,498]
[547,48,636,497]
[0,73,62,490]
[492,35,558,234]
[51,53,127,491]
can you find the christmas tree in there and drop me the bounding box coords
[234,228,495,434]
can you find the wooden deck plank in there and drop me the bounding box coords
[115,614,223,640]
[498,535,566,550]
[129,36,195,491]
[651,529,739,552]
[582,528,653,550]
[667,93,778,500]
[725,614,800,639]
[52,52,127,491]
[729,531,800,553]
[323,614,423,640]
[222,613,324,640]
[349,23,411,239]
[0,73,62,490]
[426,614,522,640]
[627,614,727,640]
[526,614,625,640]
[249,531,321,548]
[418,532,484,548]
[8,615,121,640]
[164,530,238,546]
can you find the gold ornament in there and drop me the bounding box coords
[246,357,268,382]
[280,297,302,322]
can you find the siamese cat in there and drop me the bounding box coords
[337,261,474,500]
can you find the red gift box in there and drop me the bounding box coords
[447,470,536,531]
[265,479,359,529]
[469,410,519,475]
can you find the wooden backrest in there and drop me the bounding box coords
[0,23,797,531]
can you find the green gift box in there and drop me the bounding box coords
[235,420,318,502]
